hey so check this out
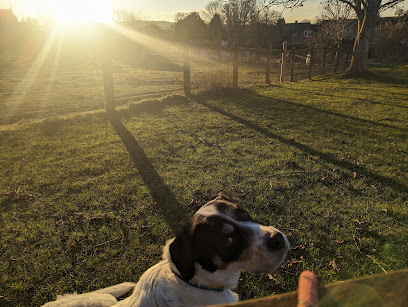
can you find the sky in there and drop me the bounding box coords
[2,0,402,24]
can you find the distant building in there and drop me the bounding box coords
[0,9,18,27]
[276,19,317,48]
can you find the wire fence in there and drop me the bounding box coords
[180,40,354,95]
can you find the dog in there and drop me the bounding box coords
[43,194,289,307]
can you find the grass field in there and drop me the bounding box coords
[0,54,407,306]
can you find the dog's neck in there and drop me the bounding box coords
[164,239,241,291]
[190,262,241,290]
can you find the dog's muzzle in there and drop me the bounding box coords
[266,232,286,251]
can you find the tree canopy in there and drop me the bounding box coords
[174,12,209,42]
[263,0,406,72]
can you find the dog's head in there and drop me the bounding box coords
[169,194,289,281]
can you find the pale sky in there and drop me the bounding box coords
[3,0,401,24]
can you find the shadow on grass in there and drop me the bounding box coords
[191,93,408,194]
[115,90,183,106]
[126,55,183,72]
[338,70,408,86]
[108,110,188,233]
[118,94,189,117]
[261,88,408,133]
[271,83,408,111]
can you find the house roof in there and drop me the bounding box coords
[284,22,313,32]
[0,9,18,24]
[278,21,315,39]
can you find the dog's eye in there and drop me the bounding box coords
[225,236,233,246]
[235,209,253,222]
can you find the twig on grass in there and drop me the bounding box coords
[366,254,388,274]
[84,238,121,252]
[353,235,388,274]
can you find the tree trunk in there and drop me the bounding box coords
[346,6,378,74]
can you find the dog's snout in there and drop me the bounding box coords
[266,232,285,251]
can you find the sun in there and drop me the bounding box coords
[45,0,112,23]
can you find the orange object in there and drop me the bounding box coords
[297,271,318,307]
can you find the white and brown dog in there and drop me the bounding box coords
[43,194,289,307]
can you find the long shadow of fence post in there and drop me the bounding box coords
[191,94,408,194]
[108,112,187,233]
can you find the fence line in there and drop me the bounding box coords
[101,39,353,111]
[184,46,191,95]
[233,33,239,89]
[280,41,287,83]
[183,39,353,95]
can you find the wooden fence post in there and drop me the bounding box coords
[290,46,295,82]
[183,45,191,96]
[334,43,342,73]
[280,41,287,83]
[322,44,327,75]
[233,33,239,88]
[211,268,408,306]
[343,50,350,71]
[266,41,272,84]
[308,47,314,80]
[102,56,115,113]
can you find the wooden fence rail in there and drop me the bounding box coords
[102,56,115,113]
[184,46,191,95]
[182,39,352,94]
[280,41,287,83]
[233,33,239,89]
[213,268,408,307]
[102,40,353,111]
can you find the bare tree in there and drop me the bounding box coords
[320,0,353,19]
[223,0,257,32]
[0,0,14,8]
[174,12,190,23]
[112,8,148,29]
[256,2,282,24]
[336,0,406,73]
[260,0,406,73]
[201,0,225,23]
[394,6,408,17]
[223,0,285,33]
[371,16,408,60]
[314,0,356,47]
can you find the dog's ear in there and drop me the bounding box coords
[191,223,219,273]
[169,223,195,281]
[212,193,232,202]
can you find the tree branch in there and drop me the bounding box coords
[264,0,305,9]
[379,0,403,11]
[339,0,357,9]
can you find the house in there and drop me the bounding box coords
[0,9,19,51]
[0,9,18,27]
[276,19,316,48]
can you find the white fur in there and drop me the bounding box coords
[113,239,239,306]
[42,241,239,307]
[43,199,289,307]
[42,283,136,307]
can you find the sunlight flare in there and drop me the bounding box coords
[108,23,217,65]
[13,26,60,98]
[44,0,112,23]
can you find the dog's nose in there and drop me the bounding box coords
[266,232,285,251]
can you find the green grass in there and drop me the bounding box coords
[0,57,407,306]
[0,54,184,126]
